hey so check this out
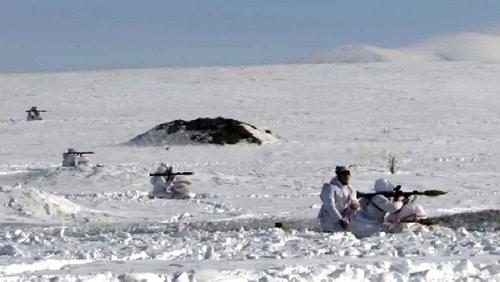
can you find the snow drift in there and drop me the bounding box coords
[127,117,276,146]
[0,186,83,222]
[306,32,500,64]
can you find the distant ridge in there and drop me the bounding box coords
[305,32,500,64]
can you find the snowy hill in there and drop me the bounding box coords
[306,32,500,63]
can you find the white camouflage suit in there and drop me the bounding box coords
[169,176,192,199]
[150,164,174,198]
[317,177,359,232]
[150,164,192,199]
[350,179,427,237]
[62,148,89,167]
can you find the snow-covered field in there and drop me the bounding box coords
[0,62,499,281]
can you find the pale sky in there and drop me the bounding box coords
[1,0,500,72]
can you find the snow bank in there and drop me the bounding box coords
[429,209,500,231]
[306,32,500,64]
[0,186,83,222]
[0,226,498,281]
[5,259,499,282]
[0,259,92,276]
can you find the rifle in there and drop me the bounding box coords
[149,172,194,177]
[26,110,47,112]
[356,185,446,199]
[67,151,95,155]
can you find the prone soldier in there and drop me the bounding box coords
[149,163,193,199]
[26,106,46,121]
[62,148,94,167]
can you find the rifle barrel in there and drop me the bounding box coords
[149,172,194,176]
[357,189,446,198]
[69,151,95,154]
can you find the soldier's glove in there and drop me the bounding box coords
[349,201,360,211]
[339,219,349,230]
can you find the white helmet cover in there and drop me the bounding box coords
[374,178,395,192]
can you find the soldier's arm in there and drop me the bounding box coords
[320,183,343,221]
[371,195,400,213]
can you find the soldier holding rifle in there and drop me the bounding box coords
[350,178,445,237]
[26,106,46,121]
[150,163,193,199]
[62,148,94,167]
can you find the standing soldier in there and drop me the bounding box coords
[317,166,360,232]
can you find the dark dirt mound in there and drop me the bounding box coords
[127,117,274,146]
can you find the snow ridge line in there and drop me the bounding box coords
[4,217,316,238]
[2,210,499,238]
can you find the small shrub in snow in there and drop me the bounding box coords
[388,155,397,174]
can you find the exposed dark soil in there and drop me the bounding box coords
[156,117,261,145]
[128,117,269,146]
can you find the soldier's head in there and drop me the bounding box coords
[374,178,395,192]
[67,148,76,153]
[31,106,37,111]
[157,162,172,173]
[156,166,167,174]
[335,166,350,185]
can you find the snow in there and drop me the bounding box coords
[240,124,279,145]
[0,185,86,223]
[0,62,499,280]
[306,32,500,64]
